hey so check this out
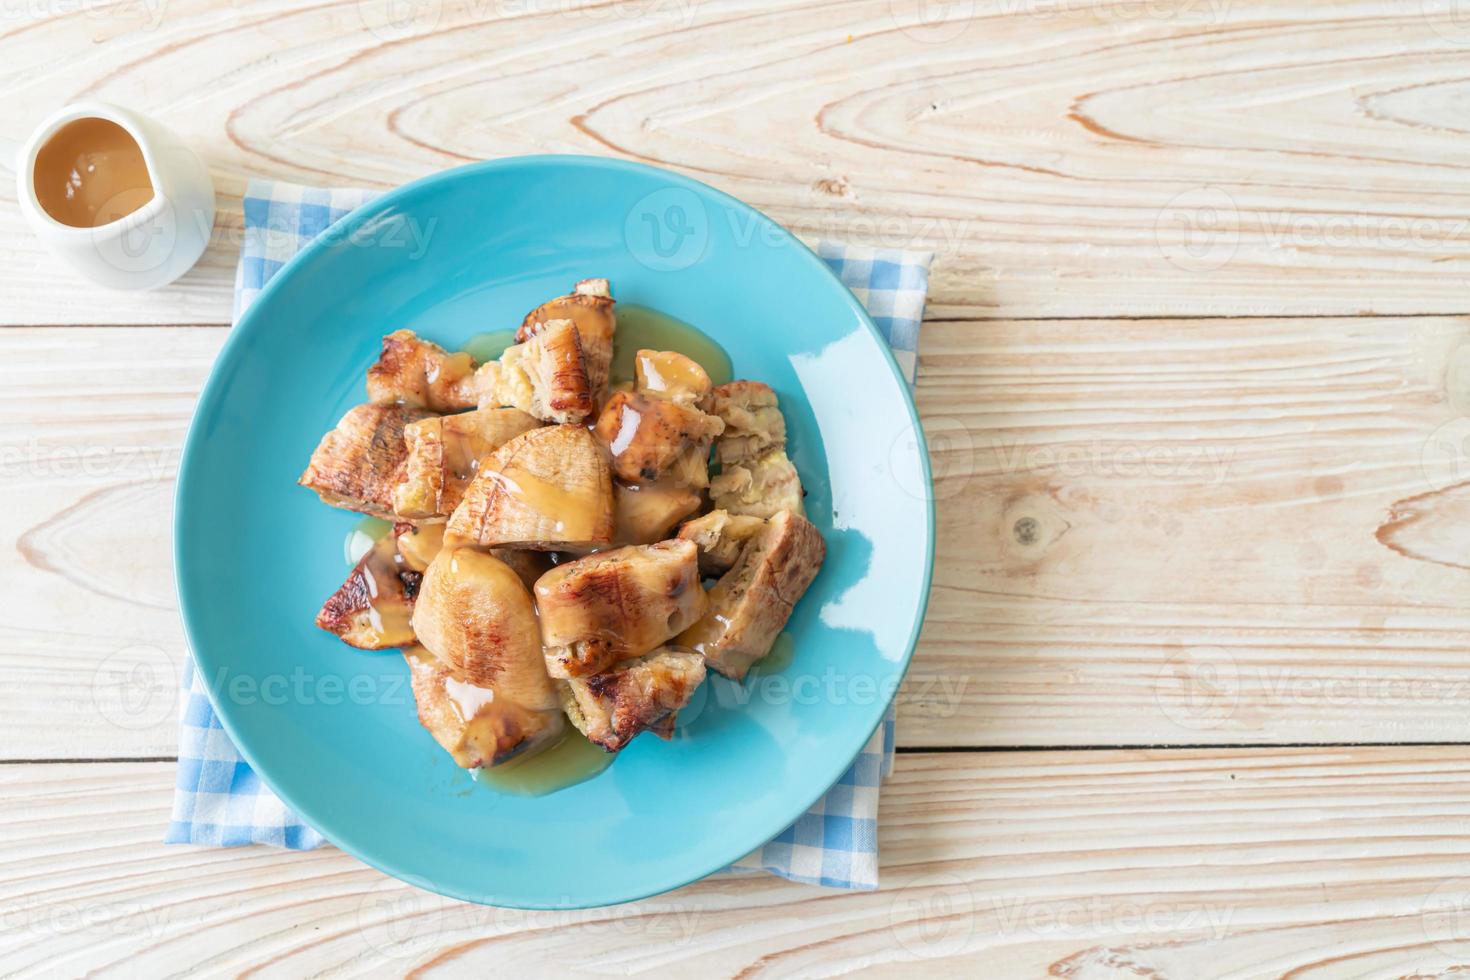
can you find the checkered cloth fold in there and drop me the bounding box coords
[169,178,932,892]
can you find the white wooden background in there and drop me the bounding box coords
[4,0,1470,975]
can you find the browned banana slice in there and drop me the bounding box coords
[559,647,706,752]
[634,349,711,406]
[676,509,825,681]
[709,449,805,519]
[534,539,707,679]
[407,547,564,768]
[707,380,786,467]
[299,403,433,520]
[393,407,541,521]
[676,509,767,576]
[473,319,594,424]
[315,534,419,650]
[592,390,724,486]
[445,425,614,551]
[519,278,616,400]
[613,481,702,545]
[366,329,478,411]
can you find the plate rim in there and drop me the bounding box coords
[173,154,937,908]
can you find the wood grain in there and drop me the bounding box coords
[914,314,1470,745]
[2,318,1465,756]
[8,749,1470,976]
[8,0,1470,322]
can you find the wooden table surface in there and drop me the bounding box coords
[5,0,1470,975]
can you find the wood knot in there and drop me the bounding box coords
[1013,516,1039,545]
[813,176,850,198]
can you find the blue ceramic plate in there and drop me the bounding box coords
[175,156,933,908]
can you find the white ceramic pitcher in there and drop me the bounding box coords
[12,102,215,291]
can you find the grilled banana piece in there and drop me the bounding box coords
[676,509,767,576]
[676,509,825,681]
[613,481,702,545]
[408,547,564,767]
[593,390,724,486]
[393,407,541,521]
[706,381,805,518]
[315,533,420,649]
[394,521,445,572]
[299,402,434,519]
[633,349,712,406]
[708,380,786,466]
[367,330,478,411]
[519,278,616,401]
[404,645,564,770]
[709,449,805,519]
[473,319,594,424]
[534,539,707,679]
[559,647,707,752]
[445,424,614,551]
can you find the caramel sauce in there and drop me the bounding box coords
[395,522,445,572]
[460,329,519,364]
[405,645,560,770]
[343,516,393,566]
[441,426,483,500]
[635,349,710,401]
[443,672,497,721]
[532,298,615,352]
[485,466,596,540]
[749,632,796,675]
[676,601,732,657]
[33,117,154,228]
[471,728,613,796]
[425,350,475,387]
[610,306,732,387]
[358,535,415,642]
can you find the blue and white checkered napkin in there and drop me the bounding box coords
[169,178,932,892]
